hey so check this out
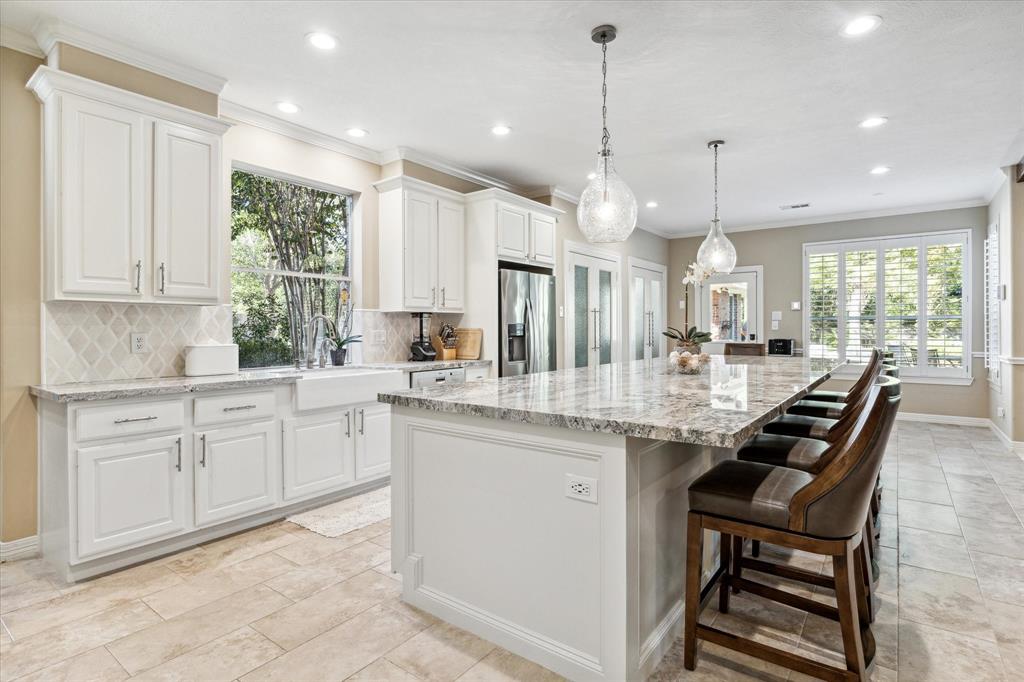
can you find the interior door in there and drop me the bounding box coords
[59,94,146,297]
[629,265,666,361]
[194,422,277,527]
[282,410,355,500]
[698,269,762,342]
[153,121,220,301]
[403,190,437,309]
[436,198,465,311]
[355,403,391,479]
[569,253,618,369]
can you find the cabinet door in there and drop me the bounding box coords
[530,213,556,265]
[282,411,355,500]
[77,434,186,557]
[194,422,277,527]
[153,122,221,301]
[436,199,465,311]
[403,190,438,309]
[59,95,146,297]
[355,403,391,479]
[496,204,529,260]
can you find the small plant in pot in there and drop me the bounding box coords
[327,333,362,366]
[663,326,712,354]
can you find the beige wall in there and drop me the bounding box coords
[381,160,485,194]
[668,207,991,419]
[1,47,44,542]
[52,43,218,116]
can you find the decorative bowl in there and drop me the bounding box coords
[669,350,710,375]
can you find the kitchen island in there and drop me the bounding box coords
[378,355,842,682]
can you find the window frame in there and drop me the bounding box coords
[802,228,972,384]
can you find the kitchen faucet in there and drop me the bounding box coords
[305,314,337,369]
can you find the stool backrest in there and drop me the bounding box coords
[823,349,884,445]
[788,375,901,538]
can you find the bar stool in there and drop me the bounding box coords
[682,377,901,681]
[789,364,900,419]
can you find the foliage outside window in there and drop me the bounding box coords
[804,230,970,379]
[231,169,352,368]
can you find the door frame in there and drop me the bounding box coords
[563,240,622,368]
[627,257,668,360]
[695,265,765,343]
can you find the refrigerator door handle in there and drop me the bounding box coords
[524,297,534,374]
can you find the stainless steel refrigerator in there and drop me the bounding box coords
[499,268,557,377]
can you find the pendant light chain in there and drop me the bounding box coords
[713,142,719,222]
[601,38,610,152]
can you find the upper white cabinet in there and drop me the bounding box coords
[28,67,230,305]
[374,176,466,312]
[496,204,530,261]
[470,190,561,269]
[530,213,557,265]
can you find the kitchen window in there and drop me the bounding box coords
[803,229,971,382]
[231,168,352,368]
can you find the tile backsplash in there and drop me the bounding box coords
[43,302,465,384]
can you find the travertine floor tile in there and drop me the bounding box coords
[707,593,806,651]
[130,626,283,682]
[0,577,60,614]
[253,570,399,650]
[943,472,1001,494]
[273,522,391,566]
[898,620,1004,682]
[969,551,1024,606]
[896,499,961,536]
[897,462,946,483]
[897,526,975,578]
[107,585,290,675]
[896,480,952,506]
[957,515,1024,559]
[897,565,995,641]
[164,525,300,578]
[949,489,1020,524]
[12,645,128,682]
[370,531,392,549]
[878,514,898,548]
[799,591,897,671]
[984,598,1024,676]
[458,648,565,681]
[241,604,427,682]
[346,658,421,681]
[263,541,389,601]
[385,621,496,682]
[0,601,159,681]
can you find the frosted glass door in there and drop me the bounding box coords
[570,254,617,369]
[629,266,665,360]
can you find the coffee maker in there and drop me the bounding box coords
[410,313,436,361]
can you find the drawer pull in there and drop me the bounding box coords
[222,404,257,412]
[113,415,159,424]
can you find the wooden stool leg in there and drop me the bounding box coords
[853,538,873,626]
[731,535,743,594]
[751,539,761,557]
[833,539,867,678]
[683,512,705,671]
[719,532,732,614]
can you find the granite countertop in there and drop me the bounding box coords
[379,356,844,448]
[344,360,491,372]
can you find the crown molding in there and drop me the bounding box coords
[219,101,381,165]
[984,168,1009,203]
[0,24,44,58]
[32,19,226,94]
[663,198,990,239]
[524,185,581,206]
[381,146,529,195]
[372,174,467,201]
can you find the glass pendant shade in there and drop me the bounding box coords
[577,150,638,243]
[696,218,737,274]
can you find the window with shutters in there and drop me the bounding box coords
[984,230,1001,386]
[803,229,971,382]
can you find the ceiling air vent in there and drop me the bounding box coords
[780,203,811,210]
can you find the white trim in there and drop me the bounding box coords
[220,101,381,165]
[32,20,226,94]
[0,24,44,57]
[465,188,564,216]
[999,356,1024,365]
[897,413,1024,454]
[381,146,528,195]
[627,257,669,361]
[371,174,467,201]
[990,422,1024,454]
[666,199,988,238]
[524,185,580,205]
[0,535,39,561]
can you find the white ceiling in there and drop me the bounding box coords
[2,1,1022,237]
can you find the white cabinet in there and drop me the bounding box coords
[282,410,356,501]
[29,67,229,304]
[58,94,147,298]
[530,213,557,265]
[375,176,465,312]
[153,122,221,301]
[496,204,530,260]
[492,199,559,268]
[76,434,186,557]
[194,422,277,527]
[355,403,391,479]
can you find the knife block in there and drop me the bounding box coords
[432,337,457,361]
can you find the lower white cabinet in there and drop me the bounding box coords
[282,410,356,501]
[194,421,277,527]
[76,434,186,558]
[355,403,391,479]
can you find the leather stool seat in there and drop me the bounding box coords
[688,460,814,530]
[762,413,837,440]
[737,433,830,471]
[802,389,848,403]
[787,399,847,419]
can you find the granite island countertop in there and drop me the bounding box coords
[378,356,845,448]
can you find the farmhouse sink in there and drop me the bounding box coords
[287,367,406,411]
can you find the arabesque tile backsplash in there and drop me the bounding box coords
[43,302,464,384]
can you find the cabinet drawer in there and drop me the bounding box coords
[76,400,185,442]
[194,391,276,426]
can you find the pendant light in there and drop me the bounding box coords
[696,140,737,274]
[577,25,637,243]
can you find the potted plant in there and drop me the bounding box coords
[328,333,362,366]
[328,293,361,366]
[663,326,713,354]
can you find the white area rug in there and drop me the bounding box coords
[287,485,391,537]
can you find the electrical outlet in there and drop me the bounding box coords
[679,300,686,310]
[372,330,387,346]
[771,320,780,331]
[997,406,1005,417]
[565,474,598,503]
[131,333,149,354]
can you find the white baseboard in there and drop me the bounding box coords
[0,535,39,562]
[989,422,1024,453]
[896,412,1024,454]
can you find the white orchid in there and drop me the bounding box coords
[681,261,714,286]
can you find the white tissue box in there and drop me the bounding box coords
[184,344,239,376]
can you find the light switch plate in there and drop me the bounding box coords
[678,300,686,310]
[790,301,801,311]
[131,333,149,354]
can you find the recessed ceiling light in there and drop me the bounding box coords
[346,128,368,138]
[869,166,891,175]
[843,15,882,36]
[491,124,511,136]
[873,192,885,196]
[859,116,888,128]
[645,201,658,208]
[587,172,597,180]
[275,101,300,114]
[306,32,338,50]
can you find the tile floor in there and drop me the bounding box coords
[1,423,1021,681]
